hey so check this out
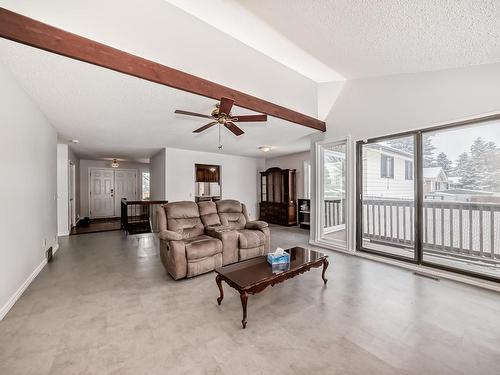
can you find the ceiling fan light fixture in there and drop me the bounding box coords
[258,146,272,153]
[111,159,120,168]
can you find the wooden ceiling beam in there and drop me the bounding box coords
[0,7,326,132]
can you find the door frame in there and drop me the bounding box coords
[314,135,354,251]
[88,167,137,218]
[69,161,76,229]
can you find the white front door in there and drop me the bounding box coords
[90,168,114,218]
[114,169,137,214]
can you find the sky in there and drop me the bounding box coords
[429,120,500,163]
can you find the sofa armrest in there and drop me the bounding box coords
[159,230,183,241]
[245,220,268,230]
[205,227,239,265]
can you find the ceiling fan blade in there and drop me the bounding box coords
[193,121,218,133]
[224,121,244,136]
[175,110,213,119]
[219,97,234,116]
[232,114,267,122]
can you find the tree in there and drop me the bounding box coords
[387,138,414,154]
[435,152,452,175]
[422,135,437,167]
[470,137,500,190]
[387,135,436,167]
[454,152,475,188]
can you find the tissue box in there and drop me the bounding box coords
[267,252,290,265]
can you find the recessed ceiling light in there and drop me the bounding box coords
[70,139,79,144]
[258,146,272,152]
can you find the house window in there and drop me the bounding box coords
[380,154,394,178]
[141,171,150,200]
[405,160,413,180]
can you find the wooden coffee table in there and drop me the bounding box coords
[215,247,329,328]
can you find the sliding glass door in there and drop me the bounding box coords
[357,115,500,281]
[421,120,500,279]
[359,135,417,260]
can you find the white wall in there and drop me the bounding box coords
[265,151,311,199]
[57,144,69,235]
[312,62,500,250]
[79,159,149,217]
[0,62,57,319]
[150,148,167,201]
[166,148,265,220]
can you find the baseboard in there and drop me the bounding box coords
[0,243,59,321]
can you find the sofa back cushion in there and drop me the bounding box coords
[216,199,246,230]
[198,201,221,227]
[165,201,204,239]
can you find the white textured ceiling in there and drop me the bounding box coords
[238,0,500,79]
[0,40,316,160]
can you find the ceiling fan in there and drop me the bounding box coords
[174,97,267,137]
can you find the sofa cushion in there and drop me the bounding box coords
[165,201,204,239]
[198,201,221,227]
[184,235,223,260]
[216,200,246,230]
[237,229,266,249]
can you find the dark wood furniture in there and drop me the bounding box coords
[215,247,328,328]
[297,198,311,229]
[0,8,326,132]
[259,167,297,226]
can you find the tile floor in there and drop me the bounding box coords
[1,225,500,374]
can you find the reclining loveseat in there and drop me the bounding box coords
[158,199,270,280]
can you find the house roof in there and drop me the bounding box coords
[423,167,444,179]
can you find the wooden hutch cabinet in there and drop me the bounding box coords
[259,167,297,226]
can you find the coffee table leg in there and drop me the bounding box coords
[216,274,224,305]
[322,258,329,284]
[240,291,248,329]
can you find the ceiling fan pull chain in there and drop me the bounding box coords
[218,124,223,149]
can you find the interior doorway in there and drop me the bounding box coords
[89,168,137,218]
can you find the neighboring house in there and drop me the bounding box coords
[363,143,414,199]
[423,167,448,193]
[363,144,454,199]
[447,176,463,189]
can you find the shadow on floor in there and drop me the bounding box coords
[70,218,121,235]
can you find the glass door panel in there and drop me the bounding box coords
[320,142,347,245]
[360,136,416,260]
[421,120,500,278]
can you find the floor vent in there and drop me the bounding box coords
[413,272,439,281]
[46,247,53,262]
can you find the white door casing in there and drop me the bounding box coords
[114,169,137,215]
[69,162,76,227]
[89,168,115,218]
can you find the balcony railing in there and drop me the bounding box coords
[324,199,345,228]
[120,199,168,234]
[361,199,500,261]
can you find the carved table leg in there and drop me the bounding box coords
[240,291,248,329]
[216,274,224,305]
[322,258,329,284]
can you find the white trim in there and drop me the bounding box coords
[0,244,59,320]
